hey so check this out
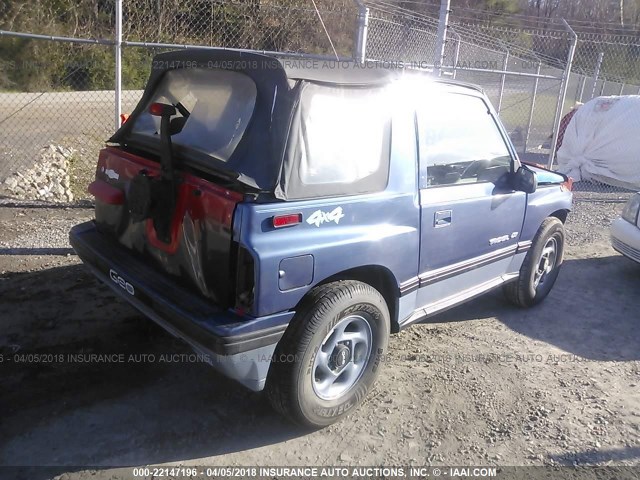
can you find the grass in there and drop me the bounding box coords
[497,92,576,133]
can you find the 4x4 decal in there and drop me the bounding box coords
[306,207,345,227]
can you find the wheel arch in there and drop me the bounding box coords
[303,265,400,333]
[550,208,569,224]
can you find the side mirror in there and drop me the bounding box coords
[512,166,537,194]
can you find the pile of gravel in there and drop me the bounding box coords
[2,145,75,203]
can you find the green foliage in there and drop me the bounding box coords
[0,39,115,91]
[0,0,357,92]
[122,48,155,89]
[1,0,640,91]
[0,0,118,91]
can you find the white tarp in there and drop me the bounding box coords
[557,95,640,190]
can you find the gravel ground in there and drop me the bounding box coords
[0,191,638,480]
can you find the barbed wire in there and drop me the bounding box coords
[367,0,570,67]
[367,0,640,33]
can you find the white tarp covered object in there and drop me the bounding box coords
[557,95,640,190]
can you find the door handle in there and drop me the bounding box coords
[434,210,452,228]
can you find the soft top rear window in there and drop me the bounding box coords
[130,68,257,163]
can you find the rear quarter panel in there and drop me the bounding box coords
[236,193,419,317]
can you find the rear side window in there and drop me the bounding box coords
[417,93,512,187]
[299,84,390,186]
[131,68,257,162]
[277,83,391,200]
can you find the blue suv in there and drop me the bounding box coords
[70,49,572,427]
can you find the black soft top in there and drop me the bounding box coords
[109,49,474,197]
[279,59,399,85]
[110,49,294,191]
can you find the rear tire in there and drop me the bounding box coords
[504,217,565,308]
[265,280,390,428]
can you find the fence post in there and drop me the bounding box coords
[497,43,509,113]
[115,0,123,129]
[590,52,604,100]
[353,0,369,64]
[548,19,577,169]
[599,79,606,96]
[433,0,451,76]
[523,59,541,153]
[450,29,461,79]
[578,74,586,102]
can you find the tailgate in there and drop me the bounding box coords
[91,146,243,307]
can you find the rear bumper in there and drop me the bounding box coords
[69,221,295,391]
[611,218,640,264]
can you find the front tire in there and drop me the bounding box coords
[265,280,390,428]
[504,217,565,307]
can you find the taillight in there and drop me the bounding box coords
[272,213,302,228]
[119,113,130,126]
[88,180,124,205]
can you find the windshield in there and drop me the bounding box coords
[130,68,257,163]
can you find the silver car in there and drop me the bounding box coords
[611,193,640,263]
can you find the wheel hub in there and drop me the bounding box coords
[534,237,558,288]
[330,343,351,372]
[312,314,373,400]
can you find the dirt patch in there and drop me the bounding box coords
[0,199,638,479]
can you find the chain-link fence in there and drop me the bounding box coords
[123,0,356,54]
[365,1,640,200]
[1,0,640,205]
[366,1,572,160]
[0,41,116,203]
[0,0,358,204]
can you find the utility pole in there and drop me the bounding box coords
[433,0,451,76]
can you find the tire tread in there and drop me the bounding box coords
[266,280,387,427]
